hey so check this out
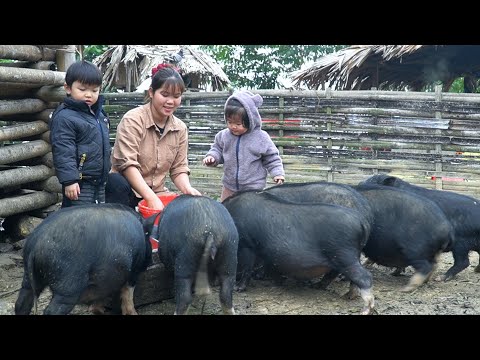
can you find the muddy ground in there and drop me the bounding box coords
[1,248,479,316]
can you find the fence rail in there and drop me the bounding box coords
[103,88,480,198]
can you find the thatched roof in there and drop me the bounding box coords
[290,45,480,91]
[93,45,231,92]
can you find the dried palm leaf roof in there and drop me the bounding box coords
[290,45,480,91]
[93,45,231,92]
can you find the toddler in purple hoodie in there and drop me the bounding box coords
[203,90,285,201]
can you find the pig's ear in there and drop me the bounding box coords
[384,176,397,186]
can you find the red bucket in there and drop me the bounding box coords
[138,193,179,252]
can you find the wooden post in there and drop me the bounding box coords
[133,258,174,306]
[434,84,443,190]
[56,45,76,72]
[326,87,333,182]
[278,96,284,156]
[371,87,379,175]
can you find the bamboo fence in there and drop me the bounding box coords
[2,45,480,238]
[103,89,480,198]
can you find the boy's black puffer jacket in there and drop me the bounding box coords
[49,95,111,186]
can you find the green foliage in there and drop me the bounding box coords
[200,45,347,90]
[448,77,480,93]
[449,78,464,93]
[82,45,109,62]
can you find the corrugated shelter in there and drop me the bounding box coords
[290,45,480,92]
[93,45,231,92]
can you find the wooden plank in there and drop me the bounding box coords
[133,255,174,306]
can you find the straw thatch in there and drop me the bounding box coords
[93,45,231,92]
[290,45,480,92]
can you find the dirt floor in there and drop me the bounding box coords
[1,248,479,316]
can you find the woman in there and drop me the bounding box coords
[106,63,201,211]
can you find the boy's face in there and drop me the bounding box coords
[226,113,248,136]
[65,80,100,107]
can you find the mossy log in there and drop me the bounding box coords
[0,99,46,116]
[0,67,64,86]
[0,109,54,123]
[0,165,54,188]
[0,191,60,218]
[0,82,40,98]
[0,121,49,142]
[0,140,50,165]
[25,176,62,194]
[10,215,43,239]
[30,61,57,71]
[35,85,65,103]
[0,45,43,62]
[40,152,54,168]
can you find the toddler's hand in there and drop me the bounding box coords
[203,156,216,166]
[273,176,285,185]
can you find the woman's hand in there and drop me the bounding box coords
[173,173,202,196]
[145,194,164,211]
[184,186,202,196]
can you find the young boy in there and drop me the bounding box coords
[50,60,111,208]
[203,90,285,201]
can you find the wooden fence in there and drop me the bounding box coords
[103,89,480,198]
[2,46,480,238]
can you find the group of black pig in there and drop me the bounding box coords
[14,174,480,315]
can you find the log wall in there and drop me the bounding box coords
[0,45,73,232]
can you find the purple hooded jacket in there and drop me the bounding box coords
[206,90,285,192]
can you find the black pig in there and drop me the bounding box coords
[15,203,151,315]
[354,184,455,291]
[360,174,480,281]
[223,190,374,315]
[152,195,239,315]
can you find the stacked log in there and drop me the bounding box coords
[0,45,74,238]
[0,45,176,306]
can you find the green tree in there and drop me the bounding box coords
[448,77,480,93]
[200,45,346,89]
[80,45,109,62]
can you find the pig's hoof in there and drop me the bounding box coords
[89,304,106,315]
[234,284,247,292]
[400,284,418,293]
[360,306,376,315]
